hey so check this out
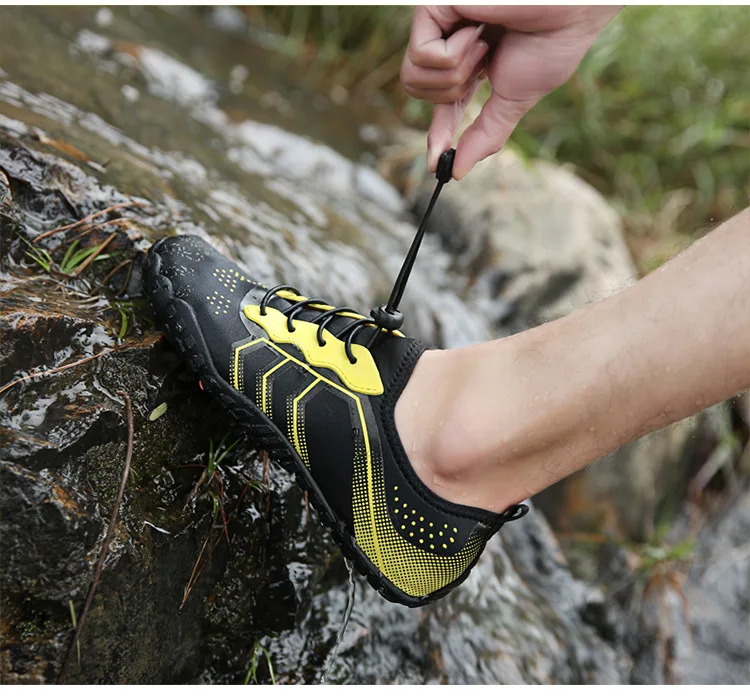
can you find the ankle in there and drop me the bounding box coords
[394,348,494,508]
[394,326,610,514]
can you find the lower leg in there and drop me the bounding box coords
[396,207,750,513]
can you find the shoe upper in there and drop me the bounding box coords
[147,235,526,603]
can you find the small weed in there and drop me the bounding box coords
[110,299,153,342]
[25,245,54,272]
[68,600,81,668]
[180,434,264,608]
[58,240,101,275]
[21,232,117,280]
[206,434,241,477]
[635,537,696,575]
[111,300,135,341]
[243,640,276,685]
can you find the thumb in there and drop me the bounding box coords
[452,90,536,179]
[453,29,588,179]
[427,103,462,172]
[426,79,482,172]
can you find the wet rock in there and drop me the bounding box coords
[266,505,630,684]
[629,491,750,684]
[681,491,750,683]
[388,129,638,332]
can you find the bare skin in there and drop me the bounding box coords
[396,5,750,513]
[396,207,750,513]
[401,5,622,177]
[397,6,750,512]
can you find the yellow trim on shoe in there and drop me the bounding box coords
[243,304,384,395]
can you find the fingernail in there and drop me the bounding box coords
[473,40,489,56]
[427,147,438,172]
[472,23,486,41]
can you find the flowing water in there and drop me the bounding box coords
[320,558,356,684]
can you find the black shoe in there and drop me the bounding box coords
[145,235,527,606]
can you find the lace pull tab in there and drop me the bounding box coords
[502,503,530,522]
[372,148,456,331]
[435,148,456,184]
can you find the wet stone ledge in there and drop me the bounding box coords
[1,116,635,685]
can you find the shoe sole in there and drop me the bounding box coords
[146,240,480,608]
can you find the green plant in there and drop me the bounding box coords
[25,245,54,272]
[635,537,696,574]
[58,240,101,275]
[248,6,412,90]
[180,434,267,608]
[67,600,81,668]
[108,298,152,341]
[111,300,136,341]
[243,640,276,685]
[22,235,119,278]
[207,433,240,477]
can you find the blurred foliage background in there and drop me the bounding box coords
[246,6,750,272]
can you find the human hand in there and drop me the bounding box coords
[401,6,621,179]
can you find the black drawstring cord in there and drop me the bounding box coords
[258,150,456,357]
[370,148,456,332]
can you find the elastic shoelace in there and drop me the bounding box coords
[258,150,457,364]
[370,148,456,331]
[259,284,374,364]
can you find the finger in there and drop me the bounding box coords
[427,104,460,172]
[453,32,576,179]
[402,40,488,91]
[453,90,536,179]
[427,82,481,172]
[404,56,487,103]
[409,17,486,70]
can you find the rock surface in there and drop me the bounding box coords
[384,129,710,541]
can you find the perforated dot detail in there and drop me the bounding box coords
[206,289,232,315]
[352,430,484,597]
[213,266,249,293]
[390,494,461,554]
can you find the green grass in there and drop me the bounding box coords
[248,6,750,259]
[68,600,81,668]
[25,245,54,273]
[513,7,750,242]
[243,640,276,685]
[22,236,120,277]
[58,240,101,275]
[248,6,411,91]
[207,434,240,477]
[111,300,137,341]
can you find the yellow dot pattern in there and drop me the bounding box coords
[353,445,483,598]
[206,289,231,316]
[228,333,483,599]
[391,493,461,554]
[213,266,250,293]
